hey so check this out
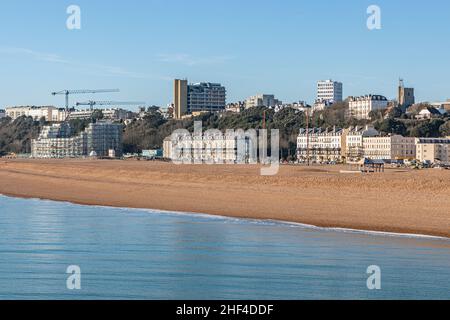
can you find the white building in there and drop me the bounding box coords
[5,106,61,121]
[348,95,389,120]
[317,80,343,103]
[67,108,131,121]
[345,126,379,162]
[0,109,5,118]
[416,138,450,164]
[297,127,344,163]
[245,94,282,109]
[363,135,416,161]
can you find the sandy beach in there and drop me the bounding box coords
[0,159,449,238]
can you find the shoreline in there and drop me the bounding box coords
[1,159,449,239]
[1,192,449,241]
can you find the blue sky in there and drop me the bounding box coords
[0,0,449,110]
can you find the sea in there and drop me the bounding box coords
[0,195,449,300]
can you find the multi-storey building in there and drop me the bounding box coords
[31,122,123,158]
[174,79,226,119]
[416,138,450,163]
[363,135,416,161]
[245,94,282,109]
[0,109,5,118]
[297,127,344,163]
[164,131,254,164]
[316,80,343,104]
[348,95,389,120]
[67,108,131,121]
[345,126,379,162]
[5,106,58,121]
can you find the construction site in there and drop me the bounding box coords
[27,88,142,159]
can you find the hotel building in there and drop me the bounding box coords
[348,95,389,120]
[297,127,344,163]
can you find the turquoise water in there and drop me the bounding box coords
[0,195,449,300]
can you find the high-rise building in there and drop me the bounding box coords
[245,94,282,109]
[174,79,188,119]
[316,80,343,103]
[398,79,415,111]
[174,79,226,119]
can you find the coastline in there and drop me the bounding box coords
[1,192,449,241]
[1,159,450,238]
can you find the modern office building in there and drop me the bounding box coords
[348,95,389,120]
[31,122,123,158]
[174,79,226,119]
[245,94,282,109]
[316,80,343,103]
[398,79,415,111]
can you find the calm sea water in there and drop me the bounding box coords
[0,195,449,300]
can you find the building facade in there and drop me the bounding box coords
[245,94,282,109]
[363,135,416,161]
[345,126,379,162]
[316,80,343,103]
[416,138,450,163]
[297,127,344,163]
[348,95,389,120]
[164,131,254,164]
[174,79,226,119]
[32,122,123,159]
[0,109,5,118]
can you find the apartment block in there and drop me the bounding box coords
[316,80,343,103]
[174,79,226,119]
[348,95,389,120]
[345,126,379,162]
[32,122,123,159]
[416,138,450,163]
[245,94,282,109]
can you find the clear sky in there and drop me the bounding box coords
[0,0,449,110]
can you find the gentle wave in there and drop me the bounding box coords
[1,193,449,242]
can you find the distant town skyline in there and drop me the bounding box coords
[1,0,450,109]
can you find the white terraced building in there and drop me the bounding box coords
[348,95,389,120]
[297,127,344,163]
[363,135,416,161]
[5,106,68,122]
